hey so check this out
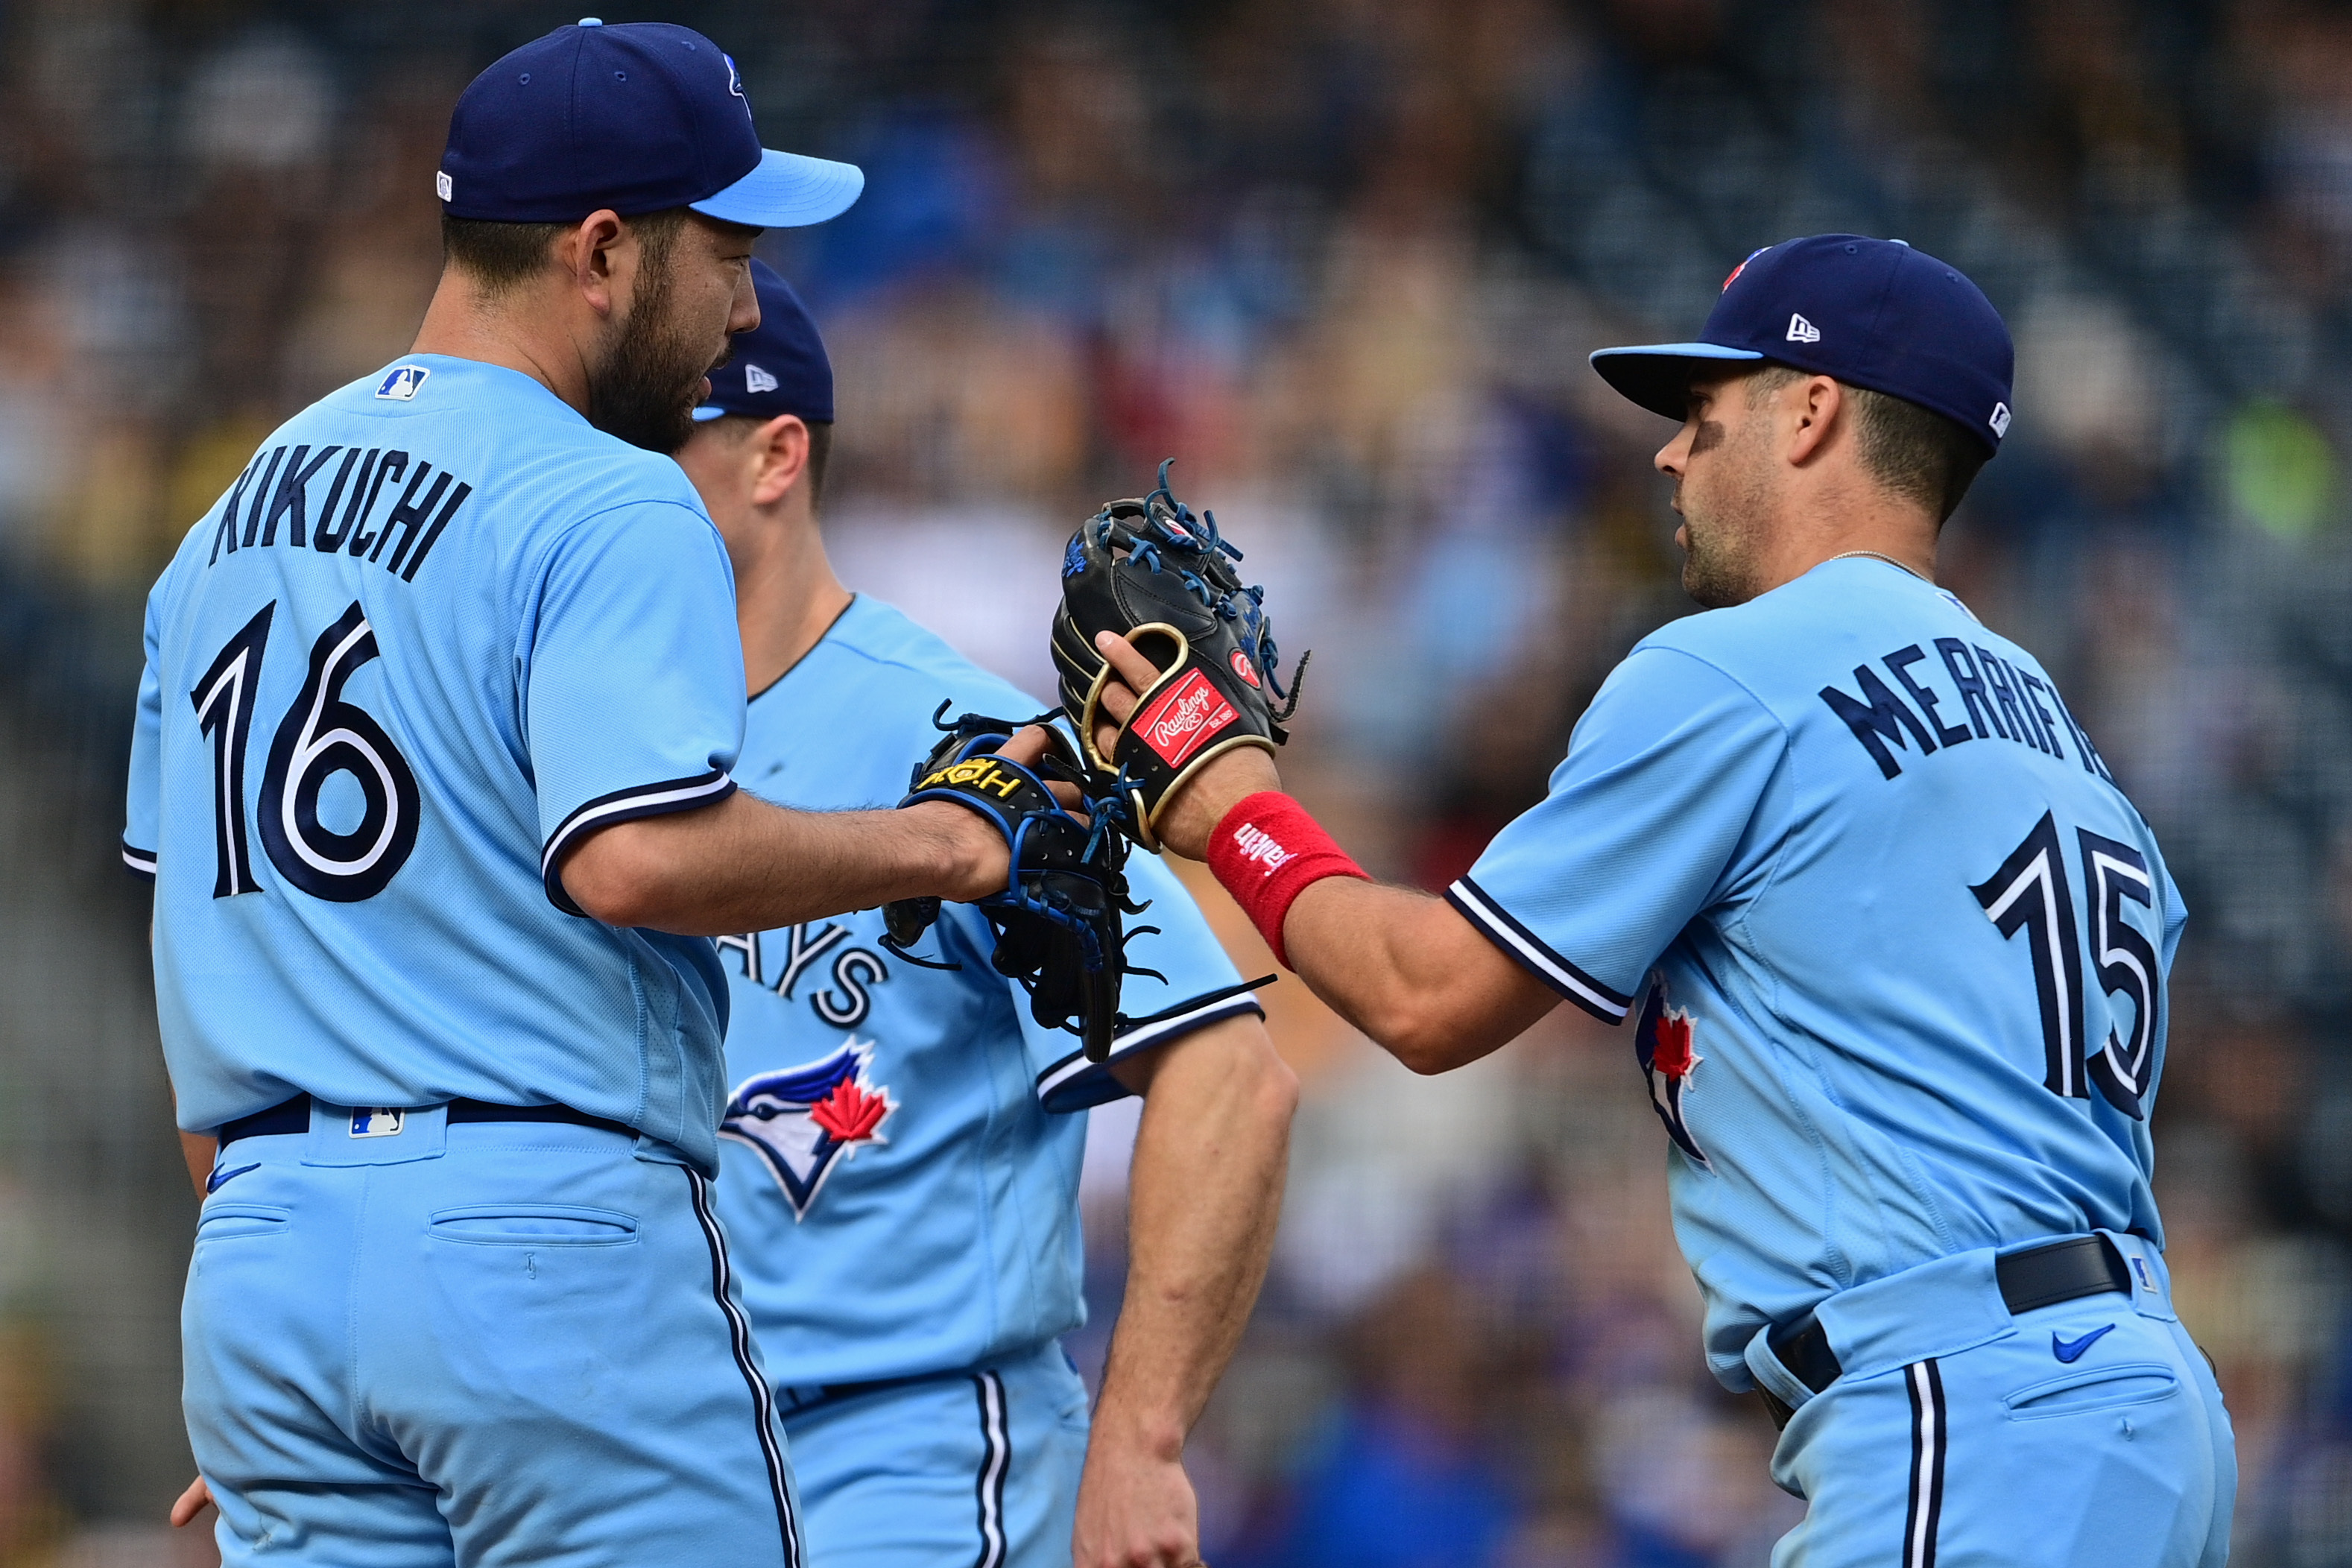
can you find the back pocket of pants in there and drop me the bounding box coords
[428,1204,639,1247]
[2005,1362,2179,1420]
[195,1204,291,1242]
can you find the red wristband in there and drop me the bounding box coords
[1205,791,1371,969]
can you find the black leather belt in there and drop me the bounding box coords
[1760,1235,2133,1429]
[215,1093,633,1146]
[776,1371,940,1414]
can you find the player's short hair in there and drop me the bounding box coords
[440,208,690,298]
[704,414,832,513]
[1748,364,1988,525]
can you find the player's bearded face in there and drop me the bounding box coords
[1669,375,1777,610]
[586,232,731,456]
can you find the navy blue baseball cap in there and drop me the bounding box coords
[439,19,862,228]
[1590,235,2014,454]
[694,260,832,424]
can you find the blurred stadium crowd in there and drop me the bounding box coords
[2,0,2352,1564]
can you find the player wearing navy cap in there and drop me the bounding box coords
[1082,236,2235,1567]
[136,22,1060,1568]
[672,261,1295,1568]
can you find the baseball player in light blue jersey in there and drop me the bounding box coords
[1085,236,2234,1568]
[137,24,1067,1568]
[670,262,1297,1568]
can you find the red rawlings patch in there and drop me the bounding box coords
[1230,648,1261,688]
[1134,669,1238,768]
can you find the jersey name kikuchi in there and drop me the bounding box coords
[128,356,750,1172]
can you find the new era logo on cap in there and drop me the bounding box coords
[435,171,453,202]
[1990,402,2012,437]
[1786,313,1821,344]
[694,260,834,424]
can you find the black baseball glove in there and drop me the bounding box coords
[1049,460,1304,851]
[882,707,1150,1063]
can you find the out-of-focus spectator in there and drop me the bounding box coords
[1235,1268,1526,1568]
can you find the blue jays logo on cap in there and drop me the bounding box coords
[721,1043,895,1218]
[374,365,430,401]
[1592,234,2017,456]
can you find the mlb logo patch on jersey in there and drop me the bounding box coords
[375,365,431,401]
[350,1107,406,1139]
[721,1041,896,1218]
[1634,977,1710,1169]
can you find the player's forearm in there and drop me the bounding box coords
[1281,876,1445,1046]
[1093,1019,1295,1457]
[1280,876,1534,1072]
[560,793,991,934]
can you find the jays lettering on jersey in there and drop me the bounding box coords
[712,598,1257,1385]
[1445,557,2182,1390]
[124,356,750,1172]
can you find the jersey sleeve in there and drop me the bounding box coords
[524,502,748,915]
[122,586,163,882]
[1447,645,1788,1022]
[1026,849,1262,1113]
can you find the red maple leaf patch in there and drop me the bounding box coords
[809,1079,889,1143]
[1651,1011,1695,1080]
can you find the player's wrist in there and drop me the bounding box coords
[1084,1400,1189,1465]
[1204,791,1370,967]
[904,800,1003,901]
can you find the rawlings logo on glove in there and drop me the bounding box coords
[1049,461,1306,850]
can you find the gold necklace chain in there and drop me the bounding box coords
[1826,549,1931,584]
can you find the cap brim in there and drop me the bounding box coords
[689,148,864,228]
[1590,343,1765,421]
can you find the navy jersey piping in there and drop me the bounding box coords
[1034,990,1266,1111]
[540,769,737,915]
[1447,875,1631,1022]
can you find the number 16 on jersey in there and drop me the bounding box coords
[189,598,421,903]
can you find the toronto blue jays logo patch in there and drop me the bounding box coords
[1634,976,1710,1168]
[721,1041,895,1218]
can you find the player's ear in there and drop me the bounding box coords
[565,209,627,317]
[1786,374,1842,465]
[750,415,810,509]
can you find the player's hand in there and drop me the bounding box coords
[170,1474,213,1528]
[1091,631,1280,860]
[914,724,1087,900]
[1072,1438,1207,1568]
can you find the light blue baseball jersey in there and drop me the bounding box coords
[125,355,749,1173]
[1446,557,2181,1388]
[712,596,1259,1385]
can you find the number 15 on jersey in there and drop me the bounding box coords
[1972,809,2160,1121]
